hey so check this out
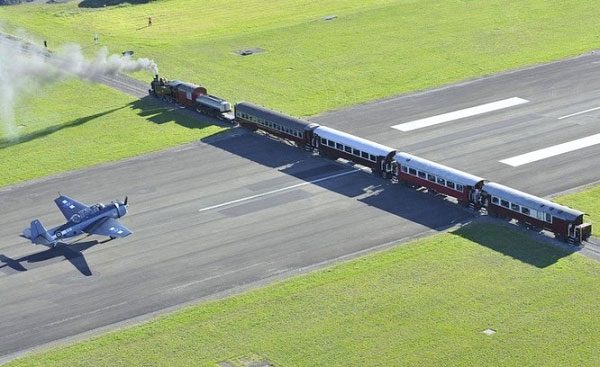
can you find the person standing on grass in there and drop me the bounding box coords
[43,40,47,48]
[148,16,152,26]
[94,33,99,44]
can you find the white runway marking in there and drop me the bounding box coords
[557,106,600,120]
[391,97,529,132]
[500,133,600,167]
[198,169,361,212]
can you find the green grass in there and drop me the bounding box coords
[556,185,600,237]
[0,80,223,187]
[4,1,600,115]
[7,223,600,366]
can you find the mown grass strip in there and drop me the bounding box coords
[6,223,600,366]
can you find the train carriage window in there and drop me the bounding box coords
[427,174,436,182]
[511,203,520,212]
[446,181,455,189]
[437,177,445,186]
[361,151,369,159]
[491,196,499,205]
[500,199,510,208]
[328,140,335,147]
[521,207,531,216]
[344,146,352,153]
[299,132,304,138]
[353,148,360,156]
[408,168,417,176]
[369,154,376,161]
[456,184,464,192]
[401,165,408,173]
[545,213,552,223]
[417,171,426,179]
[321,138,328,145]
[336,143,343,150]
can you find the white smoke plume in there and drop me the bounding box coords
[0,32,158,140]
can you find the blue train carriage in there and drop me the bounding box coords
[234,102,319,148]
[393,152,485,205]
[313,126,396,177]
[481,182,592,243]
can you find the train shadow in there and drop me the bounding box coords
[453,222,573,268]
[129,96,224,129]
[203,132,473,235]
[0,240,100,276]
[201,131,572,267]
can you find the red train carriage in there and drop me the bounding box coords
[173,82,207,108]
[393,152,485,205]
[234,102,319,147]
[481,182,592,242]
[313,126,396,177]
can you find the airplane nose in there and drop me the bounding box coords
[118,204,128,218]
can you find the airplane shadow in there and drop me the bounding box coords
[0,240,103,276]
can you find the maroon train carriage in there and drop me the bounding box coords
[393,152,485,205]
[313,126,396,177]
[173,81,207,108]
[481,182,592,243]
[234,102,319,147]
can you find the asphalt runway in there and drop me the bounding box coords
[2,46,600,361]
[0,131,472,359]
[314,52,600,197]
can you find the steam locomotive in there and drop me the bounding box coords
[149,75,234,121]
[149,77,593,244]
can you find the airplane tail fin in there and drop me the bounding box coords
[25,220,55,247]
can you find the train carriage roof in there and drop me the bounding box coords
[176,82,204,94]
[314,126,396,157]
[165,80,184,87]
[483,182,584,221]
[394,152,485,186]
[235,102,319,131]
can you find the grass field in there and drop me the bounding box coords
[0,80,223,187]
[556,186,600,237]
[2,1,600,115]
[6,223,600,366]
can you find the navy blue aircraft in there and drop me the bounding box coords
[22,195,132,247]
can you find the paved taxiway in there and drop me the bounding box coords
[2,51,600,361]
[0,131,471,359]
[314,52,600,196]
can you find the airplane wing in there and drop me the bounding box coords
[54,195,89,220]
[85,218,132,238]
